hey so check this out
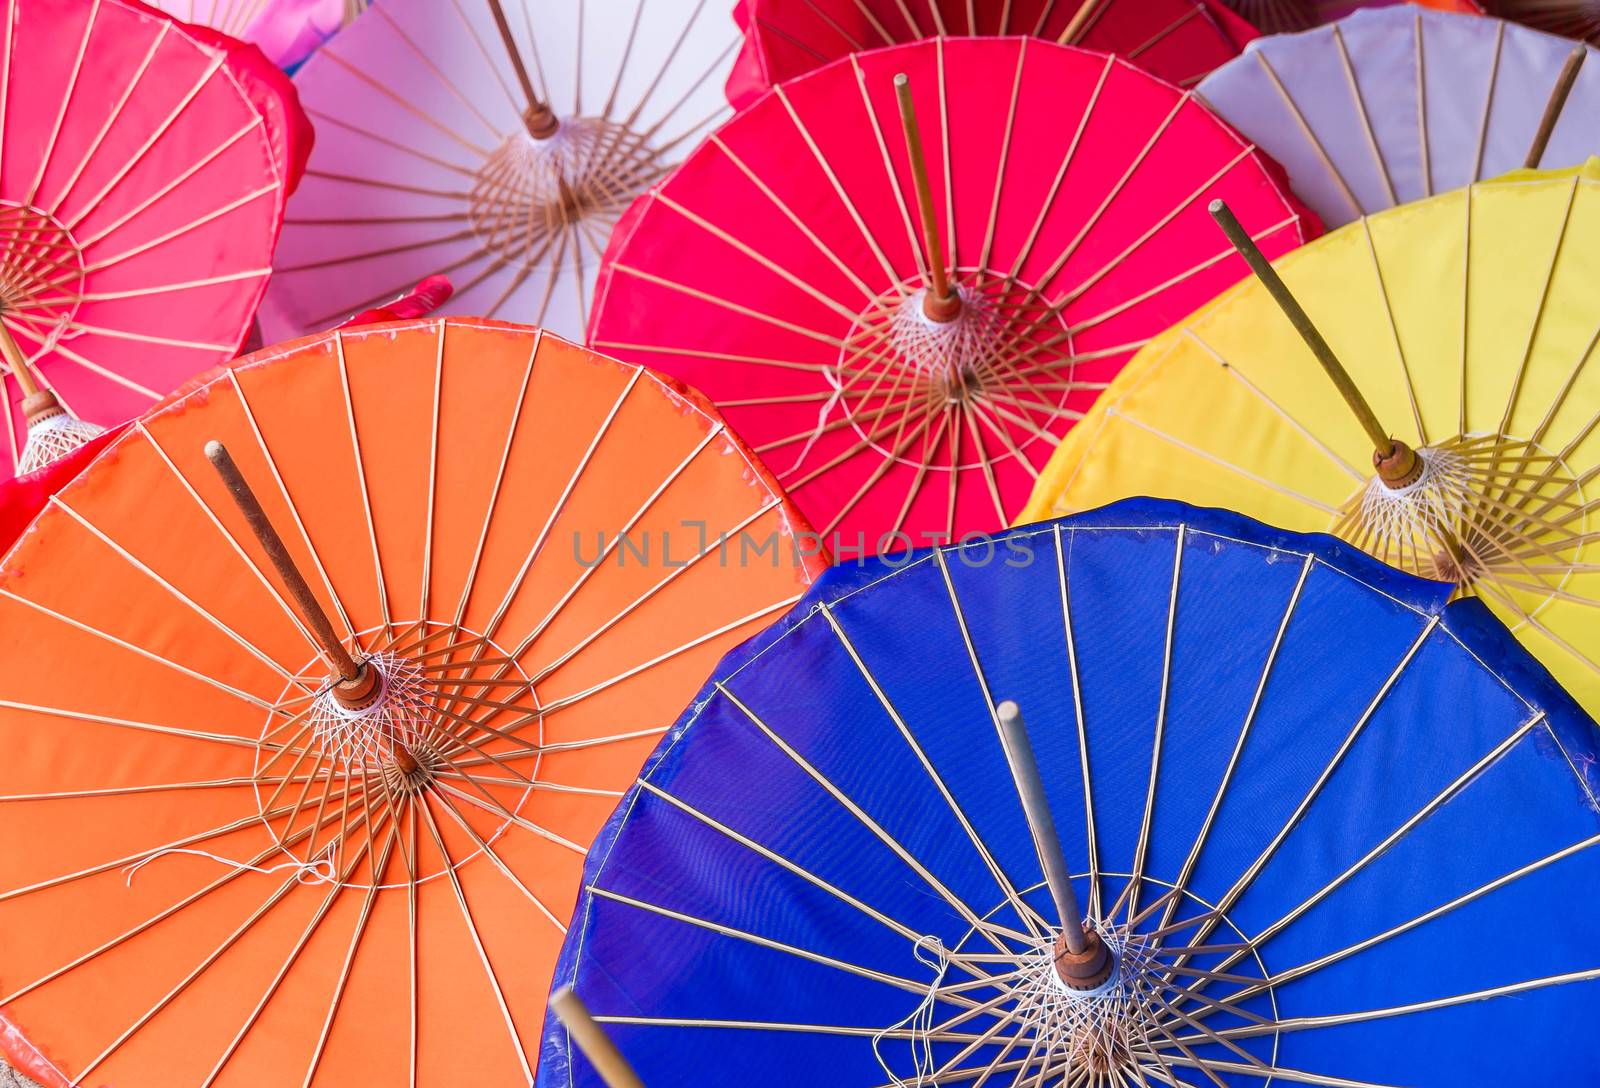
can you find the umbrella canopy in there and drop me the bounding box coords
[1024,161,1600,722]
[1220,0,1480,34]
[587,37,1315,557]
[1197,6,1599,228]
[0,0,309,483]
[144,0,355,70]
[541,497,1600,1087]
[0,318,824,1087]
[258,0,740,343]
[725,0,1260,108]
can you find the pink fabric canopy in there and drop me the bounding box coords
[590,38,1318,555]
[0,0,310,482]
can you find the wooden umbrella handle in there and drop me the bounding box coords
[205,440,366,685]
[1525,46,1586,170]
[550,987,646,1088]
[894,73,961,322]
[485,0,558,138]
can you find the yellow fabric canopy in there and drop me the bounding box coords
[1025,160,1600,715]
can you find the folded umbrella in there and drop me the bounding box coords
[259,0,740,342]
[0,318,823,1087]
[0,0,310,482]
[588,37,1315,556]
[725,0,1260,108]
[1198,6,1597,227]
[543,497,1600,1086]
[1025,160,1600,723]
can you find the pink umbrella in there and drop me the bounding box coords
[588,38,1317,555]
[727,0,1260,108]
[0,0,310,483]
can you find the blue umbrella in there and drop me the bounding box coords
[539,498,1600,1087]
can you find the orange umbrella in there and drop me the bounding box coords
[0,317,823,1087]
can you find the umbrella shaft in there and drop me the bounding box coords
[0,319,39,397]
[485,0,558,139]
[893,74,957,313]
[1208,201,1393,456]
[997,700,1088,953]
[204,440,363,683]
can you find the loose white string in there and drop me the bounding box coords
[873,934,950,1088]
[122,845,337,887]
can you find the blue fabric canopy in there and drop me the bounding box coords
[539,498,1600,1087]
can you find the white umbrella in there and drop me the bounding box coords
[1198,5,1599,227]
[259,0,740,341]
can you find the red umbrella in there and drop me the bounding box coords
[589,38,1316,554]
[0,0,310,482]
[726,0,1260,107]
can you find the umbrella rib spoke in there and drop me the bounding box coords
[1183,328,1368,482]
[1156,555,1313,934]
[609,261,847,349]
[73,850,362,1083]
[1125,526,1186,924]
[489,481,773,693]
[1009,54,1112,282]
[1174,716,1552,1019]
[445,328,542,632]
[227,370,360,643]
[590,886,978,1005]
[1357,218,1426,445]
[73,119,262,247]
[316,49,491,158]
[775,81,900,285]
[300,816,403,1088]
[334,331,392,635]
[1166,617,1440,974]
[427,783,570,931]
[534,595,801,716]
[0,587,289,714]
[1053,526,1101,917]
[1251,49,1364,221]
[708,134,876,300]
[1108,408,1345,514]
[417,797,536,1083]
[929,554,1059,936]
[714,680,1028,953]
[633,780,1007,991]
[0,793,370,1006]
[431,778,584,855]
[476,365,641,647]
[517,422,725,647]
[246,818,398,1088]
[47,496,307,684]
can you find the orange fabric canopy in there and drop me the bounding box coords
[0,318,822,1086]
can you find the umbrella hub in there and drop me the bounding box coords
[257,622,544,887]
[1340,434,1588,602]
[310,650,436,775]
[471,117,658,264]
[886,882,1278,1083]
[0,202,85,335]
[829,274,1082,473]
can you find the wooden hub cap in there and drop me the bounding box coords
[331,661,382,712]
[1374,439,1423,488]
[1053,927,1114,991]
[921,288,963,323]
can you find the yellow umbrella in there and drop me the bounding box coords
[1023,159,1600,715]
